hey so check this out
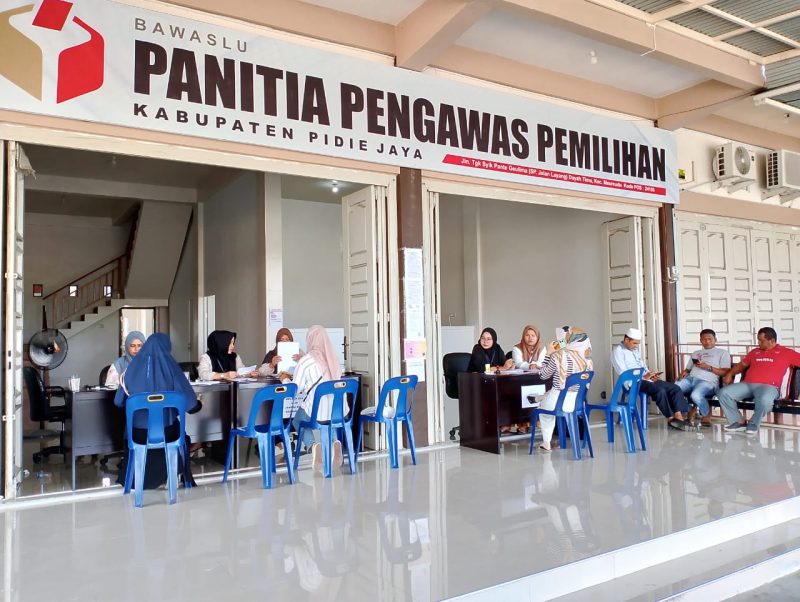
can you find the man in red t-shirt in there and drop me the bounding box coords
[719,327,800,436]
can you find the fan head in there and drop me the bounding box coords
[734,145,752,175]
[28,329,68,369]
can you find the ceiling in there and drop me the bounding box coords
[22,145,361,218]
[288,0,800,138]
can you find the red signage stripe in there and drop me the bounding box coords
[442,154,667,197]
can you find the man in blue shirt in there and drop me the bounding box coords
[611,327,695,431]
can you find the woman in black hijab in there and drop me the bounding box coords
[198,330,258,381]
[467,327,515,373]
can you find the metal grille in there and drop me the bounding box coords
[617,0,682,13]
[726,30,794,56]
[669,9,740,37]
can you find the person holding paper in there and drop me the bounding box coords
[280,325,343,472]
[258,328,304,377]
[198,330,259,381]
[536,327,593,451]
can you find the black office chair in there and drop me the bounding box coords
[179,362,199,382]
[99,364,111,386]
[443,352,471,441]
[23,366,70,463]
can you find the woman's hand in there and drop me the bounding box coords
[224,370,238,380]
[277,371,292,382]
[270,355,281,368]
[502,359,514,370]
[547,341,560,355]
[248,370,260,378]
[291,353,301,361]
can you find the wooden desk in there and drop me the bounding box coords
[458,372,550,454]
[66,382,234,490]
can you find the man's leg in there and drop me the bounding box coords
[640,380,670,418]
[676,377,698,422]
[746,384,779,433]
[689,381,716,419]
[664,382,689,417]
[718,383,751,428]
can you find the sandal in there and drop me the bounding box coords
[668,419,698,432]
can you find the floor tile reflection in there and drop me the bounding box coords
[4,422,800,601]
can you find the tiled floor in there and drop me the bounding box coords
[3,422,800,601]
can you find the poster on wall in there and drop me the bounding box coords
[0,0,677,204]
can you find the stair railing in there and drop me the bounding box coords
[43,255,128,329]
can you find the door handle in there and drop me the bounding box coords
[343,336,348,361]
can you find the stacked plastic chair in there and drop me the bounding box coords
[223,383,297,488]
[356,375,418,469]
[585,368,646,453]
[123,391,190,507]
[530,371,594,460]
[293,378,359,478]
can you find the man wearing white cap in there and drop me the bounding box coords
[611,327,695,431]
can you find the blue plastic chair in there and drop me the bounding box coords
[639,392,649,430]
[585,368,646,453]
[356,375,418,469]
[223,383,297,488]
[293,379,359,478]
[123,391,189,507]
[530,371,594,460]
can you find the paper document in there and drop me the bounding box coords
[237,365,257,376]
[277,342,300,373]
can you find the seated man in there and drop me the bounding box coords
[611,327,695,431]
[720,327,800,436]
[675,329,731,427]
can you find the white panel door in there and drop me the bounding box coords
[423,188,443,443]
[343,187,377,391]
[752,230,799,346]
[676,219,707,343]
[4,142,27,499]
[603,216,644,362]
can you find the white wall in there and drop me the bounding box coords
[281,198,344,328]
[439,195,616,396]
[49,311,119,387]
[125,201,193,298]
[23,213,129,339]
[202,172,266,366]
[169,212,197,361]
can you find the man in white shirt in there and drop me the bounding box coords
[675,329,731,427]
[611,327,695,431]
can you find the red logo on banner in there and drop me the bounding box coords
[0,0,105,103]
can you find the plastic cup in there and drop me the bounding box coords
[484,363,491,374]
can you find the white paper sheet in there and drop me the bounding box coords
[277,341,300,373]
[237,364,257,376]
[520,384,546,408]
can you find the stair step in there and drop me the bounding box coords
[554,522,800,601]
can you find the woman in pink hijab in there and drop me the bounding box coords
[282,325,343,470]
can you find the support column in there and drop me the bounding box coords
[659,203,679,380]
[264,174,282,346]
[397,168,429,447]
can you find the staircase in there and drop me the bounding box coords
[60,297,169,339]
[42,201,192,337]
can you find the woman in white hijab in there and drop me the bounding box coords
[282,325,343,470]
[536,327,593,451]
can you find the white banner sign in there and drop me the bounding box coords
[0,0,678,203]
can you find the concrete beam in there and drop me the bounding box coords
[396,0,491,70]
[495,0,765,90]
[26,174,197,203]
[656,81,757,130]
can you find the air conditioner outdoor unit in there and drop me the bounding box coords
[765,149,800,204]
[766,149,800,189]
[712,142,756,182]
